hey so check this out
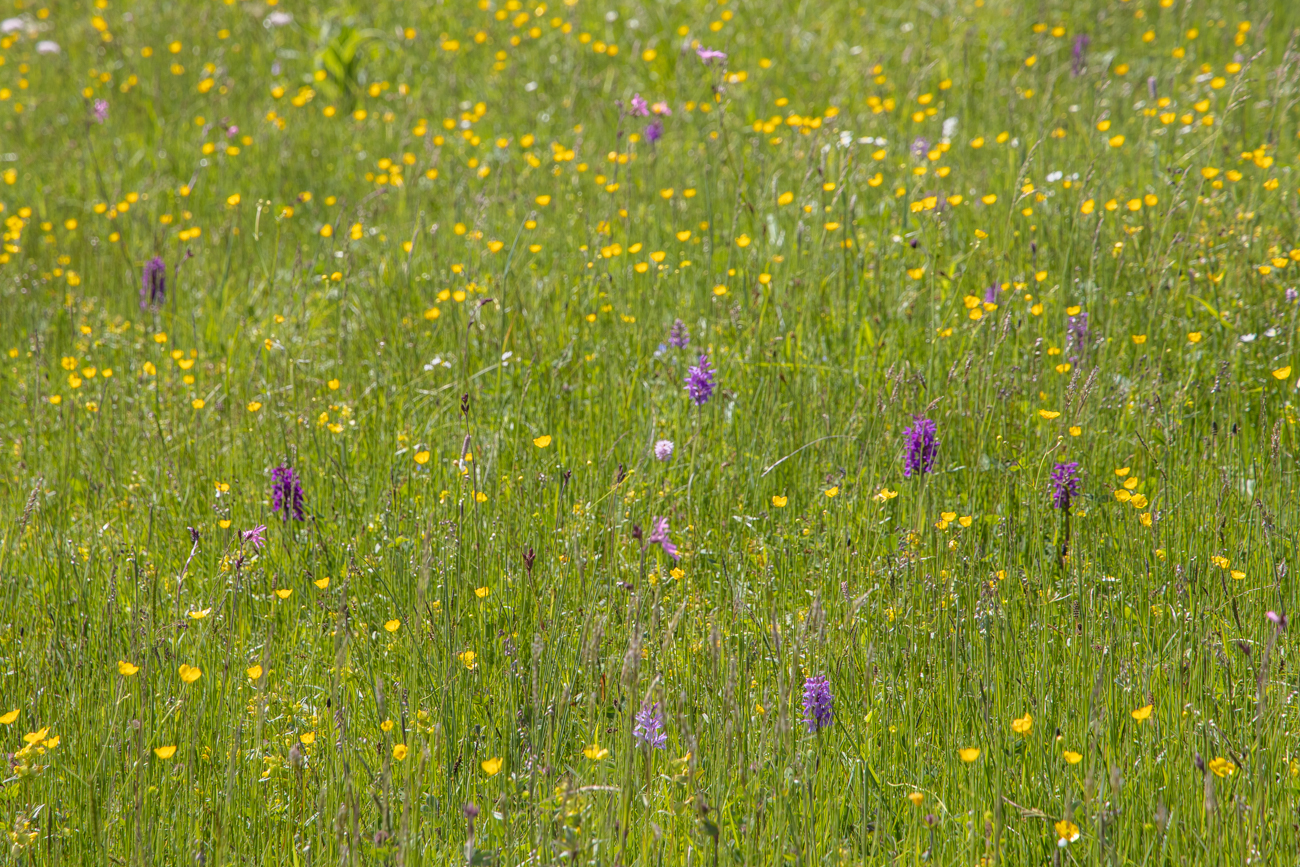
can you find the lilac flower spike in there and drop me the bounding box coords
[141,257,166,309]
[654,440,674,462]
[902,417,937,478]
[685,355,715,406]
[668,318,690,348]
[633,703,667,749]
[1071,33,1090,76]
[696,46,727,64]
[1050,462,1082,511]
[629,93,650,117]
[271,465,305,521]
[802,675,833,733]
[644,119,664,143]
[242,525,267,550]
[92,99,109,124]
[647,517,679,561]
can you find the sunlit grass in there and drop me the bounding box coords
[0,0,1298,863]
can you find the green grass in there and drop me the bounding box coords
[2,0,1300,863]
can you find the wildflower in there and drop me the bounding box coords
[1071,34,1090,76]
[651,101,672,116]
[647,517,679,561]
[1066,312,1090,363]
[801,675,833,733]
[392,744,408,761]
[1267,610,1288,628]
[141,257,166,309]
[696,46,727,64]
[1208,756,1236,777]
[910,136,930,160]
[645,119,664,143]
[36,40,60,55]
[481,756,502,775]
[902,417,938,478]
[583,743,610,760]
[154,745,177,760]
[685,355,715,405]
[1131,704,1153,722]
[633,702,668,749]
[1050,462,1082,510]
[92,99,109,124]
[628,93,649,117]
[1011,712,1033,736]
[271,464,305,521]
[1054,819,1080,846]
[654,439,674,461]
[668,318,690,348]
[242,525,267,549]
[957,747,981,762]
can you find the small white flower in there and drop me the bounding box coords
[265,11,292,26]
[36,40,60,54]
[942,116,959,139]
[0,17,25,34]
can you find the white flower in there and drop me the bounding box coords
[653,440,674,461]
[0,17,25,34]
[942,116,959,139]
[265,11,292,26]
[35,40,60,54]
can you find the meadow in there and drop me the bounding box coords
[2,0,1300,863]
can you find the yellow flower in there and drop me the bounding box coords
[482,756,503,775]
[475,586,490,598]
[274,588,293,599]
[384,619,401,632]
[458,650,478,670]
[1054,819,1080,843]
[771,495,788,507]
[957,747,981,763]
[0,710,18,725]
[1208,756,1236,777]
[1273,366,1292,380]
[380,719,394,732]
[533,434,552,448]
[246,665,263,681]
[1038,410,1061,420]
[178,664,202,684]
[1131,704,1153,722]
[189,608,211,620]
[393,744,408,761]
[583,743,610,761]
[1011,712,1033,737]
[874,488,898,502]
[117,660,140,676]
[247,401,263,412]
[1188,332,1202,343]
[414,450,430,465]
[1063,750,1083,765]
[300,732,316,745]
[1230,570,1245,581]
[824,486,839,498]
[907,791,924,806]
[314,576,331,589]
[1132,334,1147,345]
[154,745,177,760]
